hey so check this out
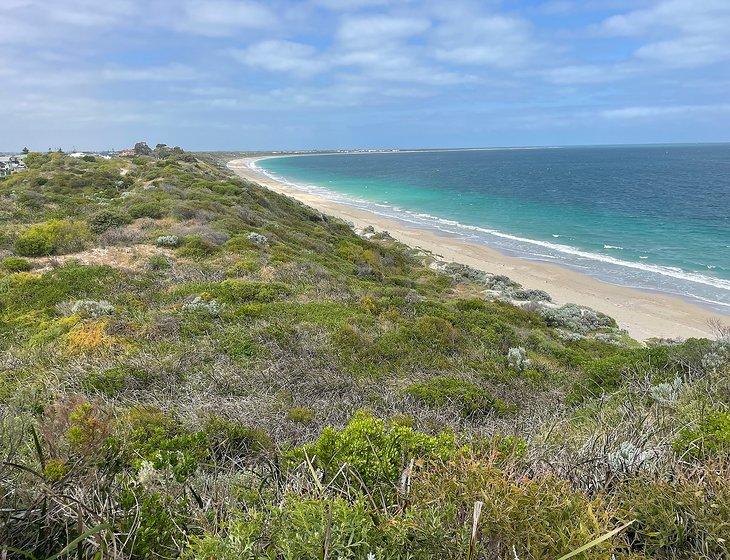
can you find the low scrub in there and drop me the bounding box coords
[14,219,91,256]
[406,376,511,417]
[1,151,726,560]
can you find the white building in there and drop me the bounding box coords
[0,156,28,176]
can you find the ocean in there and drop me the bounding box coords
[256,145,730,314]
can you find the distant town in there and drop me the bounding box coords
[0,143,183,178]
[0,154,27,177]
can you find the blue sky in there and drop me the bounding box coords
[2,0,729,150]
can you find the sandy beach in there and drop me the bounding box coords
[228,157,726,341]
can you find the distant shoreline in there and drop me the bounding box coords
[228,157,726,341]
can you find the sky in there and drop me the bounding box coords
[2,0,730,151]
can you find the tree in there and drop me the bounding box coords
[22,147,29,154]
[134,141,153,156]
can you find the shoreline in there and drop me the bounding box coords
[228,157,726,341]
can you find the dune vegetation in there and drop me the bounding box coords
[0,149,727,559]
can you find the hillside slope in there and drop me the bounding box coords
[0,150,728,559]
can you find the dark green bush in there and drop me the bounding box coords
[406,376,511,416]
[119,489,187,559]
[128,200,167,219]
[147,255,172,270]
[0,263,115,314]
[176,235,218,258]
[217,279,290,303]
[570,352,638,402]
[88,208,132,233]
[411,457,620,559]
[615,475,729,558]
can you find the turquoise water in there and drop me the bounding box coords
[257,146,730,313]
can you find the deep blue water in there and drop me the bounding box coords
[258,145,730,313]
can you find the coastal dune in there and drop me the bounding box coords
[229,157,726,341]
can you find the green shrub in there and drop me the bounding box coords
[406,376,511,416]
[14,219,91,256]
[43,458,68,482]
[0,264,115,314]
[23,152,55,168]
[147,254,172,270]
[570,353,637,402]
[224,234,256,252]
[411,315,460,350]
[674,411,730,459]
[185,496,457,560]
[119,489,187,559]
[176,235,218,258]
[88,208,132,233]
[121,407,208,481]
[226,257,260,276]
[129,200,166,219]
[1,256,32,272]
[297,412,455,488]
[66,401,108,452]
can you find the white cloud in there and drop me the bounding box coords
[174,0,277,36]
[336,14,430,48]
[313,0,395,9]
[101,64,201,82]
[0,0,135,45]
[597,0,730,67]
[432,14,541,68]
[335,48,470,85]
[229,40,327,76]
[544,63,628,84]
[600,103,730,120]
[44,0,136,27]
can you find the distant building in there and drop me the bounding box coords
[0,155,28,176]
[68,152,112,160]
[119,149,136,157]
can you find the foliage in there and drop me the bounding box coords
[1,256,32,272]
[0,151,726,559]
[156,234,180,247]
[120,406,208,481]
[88,208,132,233]
[128,200,167,219]
[298,412,456,488]
[674,411,730,459]
[406,376,511,416]
[14,219,91,256]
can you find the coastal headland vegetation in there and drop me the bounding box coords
[0,146,727,559]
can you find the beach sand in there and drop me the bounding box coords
[228,157,727,341]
